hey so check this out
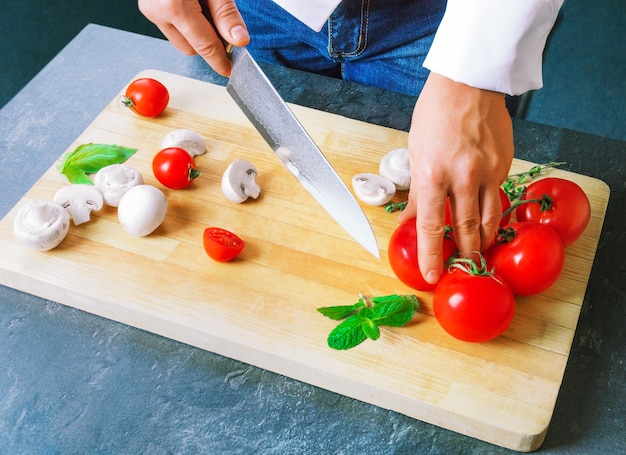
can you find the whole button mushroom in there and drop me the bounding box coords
[352,173,396,206]
[53,184,104,225]
[221,159,261,203]
[94,164,143,207]
[117,185,168,237]
[13,199,70,251]
[379,148,411,191]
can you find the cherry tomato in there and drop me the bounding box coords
[484,222,564,296]
[203,227,245,262]
[122,78,169,117]
[433,267,515,342]
[152,147,200,189]
[388,217,457,292]
[515,177,590,246]
[499,187,512,227]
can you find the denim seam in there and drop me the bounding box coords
[328,0,370,60]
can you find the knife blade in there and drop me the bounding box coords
[226,45,379,258]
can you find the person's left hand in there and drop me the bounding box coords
[398,72,514,284]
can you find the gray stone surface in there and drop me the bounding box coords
[0,25,624,454]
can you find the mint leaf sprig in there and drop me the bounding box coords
[317,294,420,350]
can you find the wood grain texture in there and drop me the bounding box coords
[0,70,610,451]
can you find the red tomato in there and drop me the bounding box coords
[152,147,200,189]
[433,267,515,342]
[203,227,245,262]
[122,78,169,117]
[388,217,457,292]
[515,177,590,246]
[484,222,564,296]
[499,187,512,227]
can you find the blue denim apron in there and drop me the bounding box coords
[236,0,446,96]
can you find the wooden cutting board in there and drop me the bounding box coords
[0,70,610,451]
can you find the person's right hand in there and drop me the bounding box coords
[139,0,250,76]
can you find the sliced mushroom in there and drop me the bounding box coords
[221,159,261,203]
[53,184,104,225]
[352,173,396,206]
[13,199,70,251]
[160,129,207,157]
[379,147,411,191]
[94,164,144,207]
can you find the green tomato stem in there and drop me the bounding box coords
[120,96,134,108]
[188,167,201,181]
[501,193,552,220]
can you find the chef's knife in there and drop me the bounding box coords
[226,45,379,258]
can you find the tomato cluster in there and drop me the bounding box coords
[388,176,591,342]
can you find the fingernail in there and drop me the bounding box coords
[426,270,440,284]
[230,25,249,44]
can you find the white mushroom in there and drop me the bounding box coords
[379,147,411,190]
[221,159,261,203]
[352,173,396,206]
[160,129,207,157]
[117,185,168,237]
[53,184,104,225]
[94,164,143,207]
[13,199,70,251]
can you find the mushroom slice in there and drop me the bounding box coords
[221,159,261,203]
[352,173,396,206]
[53,184,104,225]
[379,147,411,191]
[94,164,143,207]
[13,199,70,251]
[160,129,207,157]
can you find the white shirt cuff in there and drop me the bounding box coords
[424,0,564,95]
[272,0,342,32]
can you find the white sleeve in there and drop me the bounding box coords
[423,0,564,95]
[272,0,342,32]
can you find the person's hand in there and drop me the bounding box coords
[398,72,514,284]
[139,0,250,76]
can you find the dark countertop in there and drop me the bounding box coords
[0,25,624,454]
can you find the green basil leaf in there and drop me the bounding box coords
[58,143,137,180]
[327,315,367,350]
[60,164,92,185]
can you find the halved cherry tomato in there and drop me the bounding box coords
[388,217,457,292]
[152,147,200,189]
[122,78,169,117]
[515,177,590,246]
[203,227,244,262]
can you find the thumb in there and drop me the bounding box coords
[208,0,250,46]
